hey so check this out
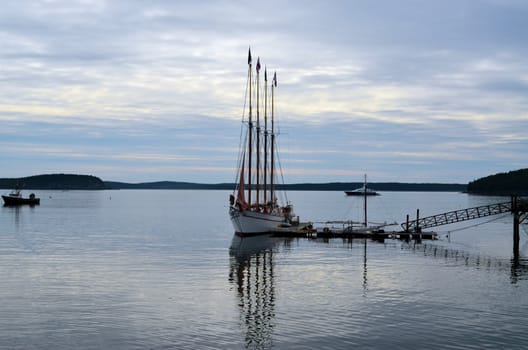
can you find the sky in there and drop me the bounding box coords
[1,0,527,184]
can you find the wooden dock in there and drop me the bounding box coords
[271,224,437,241]
[268,196,526,249]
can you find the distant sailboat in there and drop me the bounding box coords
[344,174,379,196]
[229,49,298,236]
[344,174,385,232]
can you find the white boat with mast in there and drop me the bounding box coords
[318,174,394,235]
[229,49,300,236]
[344,174,379,196]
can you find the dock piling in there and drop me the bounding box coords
[416,209,421,233]
[513,195,520,259]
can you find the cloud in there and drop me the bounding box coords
[1,0,527,183]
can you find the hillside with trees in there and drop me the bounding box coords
[467,168,528,195]
[0,174,106,190]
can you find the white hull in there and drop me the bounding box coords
[229,207,287,235]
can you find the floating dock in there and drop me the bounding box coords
[269,196,526,248]
[271,223,437,241]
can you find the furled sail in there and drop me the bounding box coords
[237,154,249,210]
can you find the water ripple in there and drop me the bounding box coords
[2,191,528,349]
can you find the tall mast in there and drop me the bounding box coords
[256,57,261,209]
[247,48,253,207]
[363,174,368,227]
[270,71,276,204]
[263,68,268,206]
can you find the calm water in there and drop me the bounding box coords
[1,190,527,349]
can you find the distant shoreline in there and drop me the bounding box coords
[0,174,467,192]
[103,181,468,192]
[1,172,526,195]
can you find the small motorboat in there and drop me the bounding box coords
[2,188,40,206]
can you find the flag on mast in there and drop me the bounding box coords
[256,57,261,73]
[273,72,277,87]
[248,48,252,65]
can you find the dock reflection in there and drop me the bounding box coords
[229,234,277,350]
[401,241,528,284]
[510,255,528,284]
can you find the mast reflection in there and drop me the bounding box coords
[229,234,277,349]
[362,239,368,294]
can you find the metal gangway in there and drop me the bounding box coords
[402,201,513,232]
[402,196,528,258]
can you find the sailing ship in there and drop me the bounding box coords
[229,49,298,236]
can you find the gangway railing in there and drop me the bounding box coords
[402,201,512,232]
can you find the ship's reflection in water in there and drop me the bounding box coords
[229,234,277,349]
[228,234,528,349]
